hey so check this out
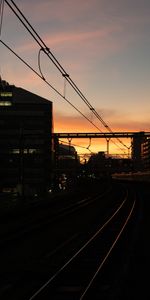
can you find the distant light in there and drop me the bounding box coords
[0,100,12,106]
[0,92,12,97]
[11,149,20,154]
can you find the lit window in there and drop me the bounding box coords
[0,101,12,106]
[29,149,40,154]
[11,149,20,154]
[0,92,12,97]
[28,149,34,154]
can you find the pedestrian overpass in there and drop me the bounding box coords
[54,131,150,156]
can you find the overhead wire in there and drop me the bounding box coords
[0,0,4,80]
[0,0,4,36]
[59,139,95,154]
[3,0,128,154]
[59,139,96,164]
[0,40,127,152]
[38,48,46,81]
[4,0,128,154]
[0,39,105,134]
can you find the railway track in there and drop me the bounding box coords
[28,187,137,300]
[0,180,112,247]
[0,181,141,299]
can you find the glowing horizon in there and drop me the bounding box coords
[1,0,150,157]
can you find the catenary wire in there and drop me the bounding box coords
[59,139,95,154]
[0,39,127,155]
[4,0,129,153]
[0,39,105,134]
[0,0,4,36]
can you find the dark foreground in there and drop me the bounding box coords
[0,178,149,299]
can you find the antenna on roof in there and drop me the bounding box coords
[0,67,2,82]
[0,66,4,86]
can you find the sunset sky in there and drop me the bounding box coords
[1,0,150,157]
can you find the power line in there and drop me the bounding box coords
[0,0,4,36]
[0,39,105,133]
[59,139,95,154]
[0,39,127,155]
[4,0,128,153]
[3,0,128,154]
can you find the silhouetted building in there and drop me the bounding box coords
[87,151,133,176]
[87,151,110,177]
[141,138,150,170]
[0,79,53,197]
[110,157,133,173]
[54,140,79,178]
[131,132,146,171]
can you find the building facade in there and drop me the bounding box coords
[0,80,53,198]
[131,132,146,171]
[54,140,79,177]
[141,138,150,170]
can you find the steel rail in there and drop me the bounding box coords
[0,183,112,247]
[80,198,136,299]
[28,189,129,300]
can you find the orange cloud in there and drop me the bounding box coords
[54,104,150,133]
[15,24,120,54]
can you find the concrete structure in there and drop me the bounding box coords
[54,140,79,178]
[141,138,150,170]
[131,132,147,170]
[55,132,150,171]
[0,79,53,197]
